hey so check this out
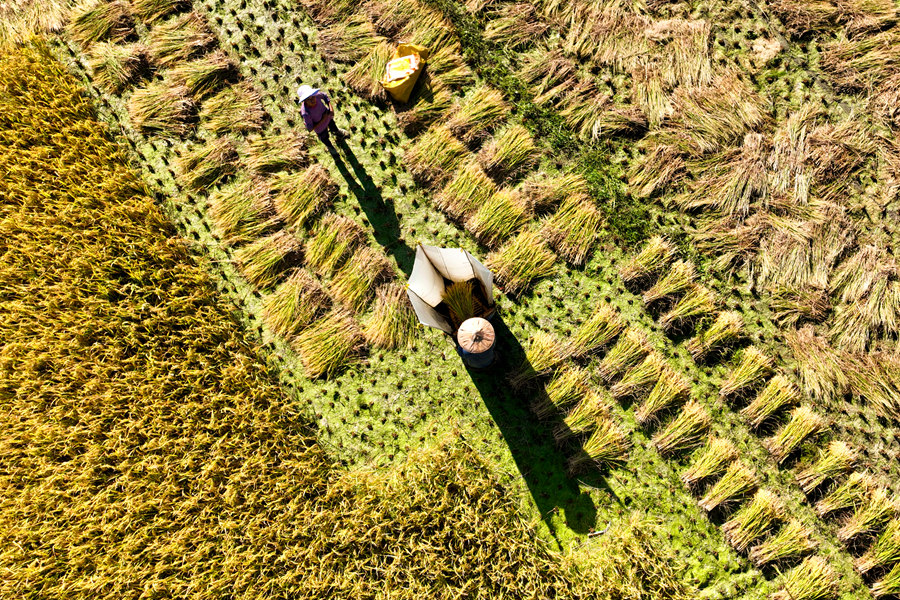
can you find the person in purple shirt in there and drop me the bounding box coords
[297,85,348,156]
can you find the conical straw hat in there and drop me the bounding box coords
[457,318,495,353]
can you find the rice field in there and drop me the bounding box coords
[4,0,900,598]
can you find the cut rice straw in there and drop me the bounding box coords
[643,260,696,305]
[234,231,302,290]
[530,366,589,421]
[518,172,588,214]
[770,556,837,600]
[554,391,613,443]
[305,214,365,276]
[723,489,785,552]
[681,437,738,489]
[509,331,568,389]
[837,486,897,544]
[658,284,717,333]
[567,304,623,358]
[405,124,469,186]
[699,460,758,512]
[815,472,874,518]
[435,160,497,219]
[466,189,529,248]
[566,416,631,474]
[486,230,556,296]
[741,374,801,429]
[686,311,744,361]
[652,400,711,456]
[272,165,337,230]
[855,519,900,575]
[478,123,540,180]
[796,441,856,495]
[330,247,392,313]
[749,519,817,568]
[719,346,773,398]
[445,85,509,143]
[635,366,691,425]
[541,195,603,266]
[610,352,666,400]
[293,310,362,378]
[146,11,215,68]
[364,283,418,349]
[262,269,329,337]
[619,235,676,288]
[597,328,651,382]
[873,561,900,598]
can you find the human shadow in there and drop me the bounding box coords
[462,314,613,540]
[331,138,415,276]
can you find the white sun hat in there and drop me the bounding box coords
[297,85,319,102]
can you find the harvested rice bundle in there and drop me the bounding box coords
[531,366,589,420]
[519,46,577,106]
[397,8,457,53]
[723,489,785,552]
[69,0,133,46]
[342,41,393,101]
[466,189,529,247]
[245,133,309,174]
[293,310,362,378]
[786,326,849,403]
[397,83,454,134]
[177,137,238,192]
[796,441,856,495]
[568,304,623,358]
[643,260,696,305]
[484,3,549,49]
[619,235,676,288]
[87,42,147,93]
[208,176,275,243]
[405,124,469,186]
[168,51,237,101]
[750,519,817,568]
[541,195,603,266]
[446,85,509,143]
[478,123,539,180]
[635,366,691,425]
[262,269,329,337]
[630,65,671,131]
[364,283,418,349]
[770,556,837,600]
[331,247,392,312]
[873,562,900,598]
[132,0,190,23]
[128,81,196,136]
[821,31,900,92]
[837,486,897,544]
[719,346,773,399]
[235,231,302,289]
[856,519,900,575]
[566,416,630,473]
[699,460,758,512]
[486,230,556,296]
[741,374,800,429]
[559,79,607,139]
[595,106,649,138]
[509,331,568,389]
[442,281,476,325]
[629,142,686,198]
[610,352,666,400]
[146,12,215,68]
[681,437,737,489]
[815,472,874,518]
[659,285,717,333]
[554,391,613,443]
[272,165,337,230]
[687,311,744,361]
[597,328,650,382]
[200,82,264,135]
[765,405,825,464]
[318,15,384,63]
[518,172,588,213]
[305,214,365,276]
[652,401,711,456]
[426,46,474,89]
[435,160,497,219]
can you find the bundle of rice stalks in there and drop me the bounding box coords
[541,195,603,266]
[815,472,874,518]
[364,283,418,349]
[559,79,607,139]
[518,172,588,214]
[770,556,837,600]
[478,124,539,180]
[643,260,696,305]
[208,176,275,243]
[765,405,825,464]
[873,562,900,598]
[69,0,133,46]
[652,400,711,456]
[87,42,147,93]
[177,137,238,191]
[821,31,900,92]
[597,328,651,382]
[619,235,676,288]
[566,416,631,474]
[723,489,785,553]
[272,165,337,230]
[442,280,476,325]
[509,331,568,388]
[750,519,817,568]
[595,106,649,138]
[531,366,588,420]
[687,311,744,361]
[426,46,474,89]
[405,124,469,186]
[770,285,831,326]
[635,366,691,425]
[846,355,900,421]
[786,326,849,403]
[146,12,215,68]
[519,46,576,106]
[435,160,497,220]
[610,352,666,400]
[331,247,392,312]
[554,391,613,443]
[629,64,670,130]
[837,486,897,544]
[466,189,529,247]
[396,83,453,134]
[132,0,190,23]
[796,441,857,495]
[305,214,365,276]
[629,142,686,198]
[658,285,717,333]
[445,85,509,143]
[719,346,773,399]
[200,82,264,136]
[769,0,896,38]
[855,519,900,575]
[127,81,196,136]
[567,304,623,358]
[681,437,738,489]
[234,230,302,289]
[486,230,556,296]
[317,15,384,62]
[741,375,801,429]
[245,133,309,174]
[293,310,362,378]
[342,41,393,101]
[262,269,329,337]
[484,3,549,49]
[168,51,237,101]
[397,7,457,53]
[699,460,758,512]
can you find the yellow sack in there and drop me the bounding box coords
[380,43,429,103]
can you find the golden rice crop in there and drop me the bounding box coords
[610,352,666,400]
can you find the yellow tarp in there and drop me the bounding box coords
[380,43,429,103]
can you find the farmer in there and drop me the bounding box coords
[297,84,348,156]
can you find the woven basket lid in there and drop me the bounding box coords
[457,318,495,353]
